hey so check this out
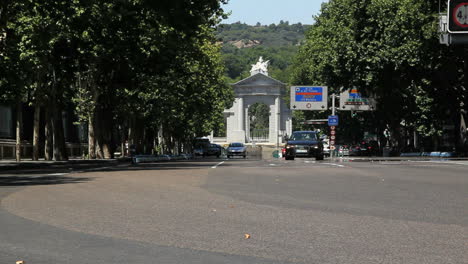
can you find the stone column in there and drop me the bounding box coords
[238,97,244,131]
[245,106,250,142]
[275,96,280,146]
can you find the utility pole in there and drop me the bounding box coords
[330,93,337,159]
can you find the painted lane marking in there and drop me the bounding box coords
[211,161,225,169]
[322,163,345,168]
[46,173,69,176]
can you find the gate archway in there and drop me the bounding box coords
[248,102,270,142]
[218,71,292,145]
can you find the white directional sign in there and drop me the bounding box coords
[339,88,376,111]
[291,86,328,111]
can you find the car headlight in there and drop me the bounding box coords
[313,145,319,149]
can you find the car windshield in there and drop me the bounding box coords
[290,132,318,141]
[229,143,244,147]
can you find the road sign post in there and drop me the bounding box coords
[330,94,337,159]
[330,126,336,158]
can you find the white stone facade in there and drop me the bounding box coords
[219,73,292,145]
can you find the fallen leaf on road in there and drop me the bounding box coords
[229,205,235,208]
[16,261,24,264]
[244,233,251,239]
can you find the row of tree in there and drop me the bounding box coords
[291,0,468,151]
[0,0,233,161]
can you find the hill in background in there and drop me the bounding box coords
[216,21,310,83]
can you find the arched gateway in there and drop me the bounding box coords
[213,58,292,145]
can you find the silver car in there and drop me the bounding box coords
[227,142,246,158]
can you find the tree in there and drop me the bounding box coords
[291,0,465,151]
[1,0,233,161]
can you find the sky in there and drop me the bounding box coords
[222,0,327,25]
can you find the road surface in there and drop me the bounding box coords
[1,158,466,263]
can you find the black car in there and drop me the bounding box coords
[349,145,364,156]
[204,144,222,157]
[284,131,324,161]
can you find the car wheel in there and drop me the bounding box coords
[243,155,246,159]
[285,155,294,160]
[316,154,324,161]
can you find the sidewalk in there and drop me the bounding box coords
[331,156,468,162]
[0,158,131,171]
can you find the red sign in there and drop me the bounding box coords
[331,130,336,135]
[330,140,335,145]
[330,126,336,130]
[448,0,468,32]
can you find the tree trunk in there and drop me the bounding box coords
[101,107,113,159]
[88,112,96,159]
[32,104,40,161]
[44,106,53,160]
[94,107,104,159]
[433,135,439,151]
[119,125,125,157]
[52,102,68,161]
[15,101,22,162]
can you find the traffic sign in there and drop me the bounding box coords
[328,115,339,126]
[339,88,376,111]
[330,141,335,145]
[331,136,336,140]
[290,86,328,110]
[448,0,468,33]
[330,126,336,130]
[330,146,336,150]
[331,130,336,135]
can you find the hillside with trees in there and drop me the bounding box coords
[216,22,310,83]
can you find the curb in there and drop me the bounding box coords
[0,158,131,171]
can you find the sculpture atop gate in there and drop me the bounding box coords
[250,56,270,76]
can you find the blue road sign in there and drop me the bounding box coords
[328,115,339,126]
[295,87,323,102]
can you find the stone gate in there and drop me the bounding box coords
[214,58,292,145]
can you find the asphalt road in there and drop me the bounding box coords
[0,157,467,263]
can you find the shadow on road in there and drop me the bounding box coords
[0,158,263,178]
[0,175,93,186]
